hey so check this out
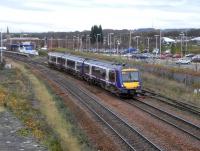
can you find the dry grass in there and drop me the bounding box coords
[13,62,87,151]
[142,72,200,106]
[0,106,5,112]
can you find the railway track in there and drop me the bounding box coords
[141,89,200,116]
[8,55,162,151]
[124,98,200,141]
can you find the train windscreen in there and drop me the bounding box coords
[122,71,139,82]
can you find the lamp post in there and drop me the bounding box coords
[1,29,2,63]
[89,36,91,51]
[73,36,76,50]
[129,30,133,49]
[154,35,159,55]
[109,33,114,53]
[50,37,53,50]
[116,40,120,55]
[185,31,188,54]
[135,36,140,51]
[180,33,184,58]
[65,36,68,49]
[147,37,150,52]
[79,35,84,51]
[96,34,101,52]
[160,29,162,58]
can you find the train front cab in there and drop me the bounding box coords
[118,68,141,96]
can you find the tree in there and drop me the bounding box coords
[90,25,103,44]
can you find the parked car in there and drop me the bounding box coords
[172,54,181,58]
[165,53,173,57]
[192,55,200,62]
[185,53,195,58]
[159,54,166,59]
[176,58,191,64]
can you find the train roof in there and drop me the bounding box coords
[84,59,123,70]
[48,52,138,71]
[48,52,85,62]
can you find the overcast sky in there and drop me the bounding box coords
[0,0,200,32]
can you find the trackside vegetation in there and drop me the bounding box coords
[0,61,94,151]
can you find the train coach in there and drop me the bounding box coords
[48,52,142,96]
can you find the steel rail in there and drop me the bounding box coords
[125,98,200,141]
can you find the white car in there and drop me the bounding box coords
[175,58,191,64]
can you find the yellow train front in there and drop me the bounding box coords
[117,68,141,96]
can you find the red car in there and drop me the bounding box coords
[165,53,173,57]
[172,54,181,58]
[159,54,166,59]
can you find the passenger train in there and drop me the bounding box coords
[48,52,142,96]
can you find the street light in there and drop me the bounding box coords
[0,32,2,64]
[73,36,76,50]
[87,35,92,51]
[96,34,101,52]
[79,35,84,51]
[129,30,133,49]
[180,33,184,58]
[50,37,53,50]
[147,37,150,52]
[135,36,140,51]
[65,36,68,49]
[160,29,162,58]
[116,40,120,55]
[109,33,114,53]
[154,35,159,55]
[185,31,188,54]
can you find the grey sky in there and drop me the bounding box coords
[0,0,200,32]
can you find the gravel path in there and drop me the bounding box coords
[0,107,47,151]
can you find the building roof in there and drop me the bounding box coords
[8,37,40,40]
[191,37,200,41]
[162,37,176,43]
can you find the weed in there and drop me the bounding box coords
[0,65,63,151]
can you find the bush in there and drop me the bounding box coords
[38,50,48,56]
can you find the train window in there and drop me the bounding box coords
[67,60,75,69]
[122,71,139,82]
[51,56,56,62]
[109,71,116,83]
[57,57,65,65]
[92,66,106,80]
[76,62,82,71]
[84,64,90,74]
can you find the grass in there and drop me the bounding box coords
[142,72,200,106]
[188,44,200,54]
[1,57,95,150]
[0,67,62,151]
[38,50,48,56]
[12,61,93,151]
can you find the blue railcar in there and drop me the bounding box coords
[48,52,142,96]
